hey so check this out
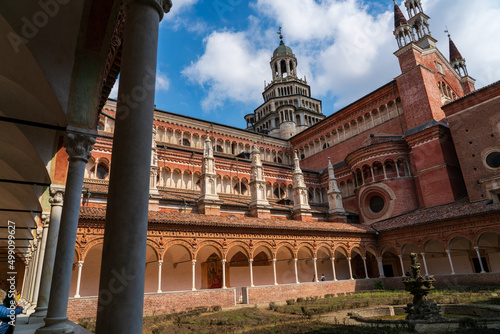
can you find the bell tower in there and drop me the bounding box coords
[244,29,325,140]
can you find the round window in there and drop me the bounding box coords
[369,195,385,213]
[486,151,500,168]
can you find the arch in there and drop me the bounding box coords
[381,246,402,277]
[275,244,295,284]
[423,239,448,275]
[477,232,500,272]
[448,236,474,274]
[162,243,193,292]
[78,243,103,297]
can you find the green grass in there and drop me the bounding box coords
[77,289,500,333]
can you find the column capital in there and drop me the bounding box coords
[49,187,65,207]
[272,258,277,262]
[64,127,96,163]
[125,0,172,20]
[41,213,50,227]
[313,258,317,261]
[77,261,84,267]
[249,259,254,263]
[192,260,196,265]
[158,260,163,265]
[294,258,298,262]
[474,246,479,250]
[331,257,335,261]
[222,259,226,264]
[362,257,367,261]
[445,249,451,254]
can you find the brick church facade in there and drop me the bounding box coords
[18,0,500,322]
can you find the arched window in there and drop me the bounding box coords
[96,164,109,179]
[97,122,105,131]
[274,156,283,163]
[180,138,190,147]
[214,145,223,153]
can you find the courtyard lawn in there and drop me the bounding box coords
[78,289,500,333]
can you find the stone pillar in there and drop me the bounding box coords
[313,258,318,282]
[28,228,44,308]
[192,260,196,291]
[157,260,163,293]
[474,247,486,273]
[198,137,222,215]
[331,258,337,281]
[31,187,64,319]
[31,214,50,308]
[26,244,38,305]
[74,261,84,298]
[420,253,429,276]
[222,260,227,289]
[446,250,456,275]
[348,257,354,280]
[35,129,95,334]
[399,255,406,277]
[272,259,278,285]
[362,257,369,279]
[93,1,171,333]
[20,261,29,301]
[377,257,385,278]
[249,259,254,287]
[294,258,299,284]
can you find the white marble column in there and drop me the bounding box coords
[362,257,369,279]
[20,261,29,301]
[94,1,171,333]
[249,259,254,287]
[31,215,50,308]
[23,257,33,302]
[313,258,318,282]
[31,188,64,319]
[192,260,197,291]
[399,255,406,277]
[27,243,39,305]
[348,257,354,280]
[420,253,429,276]
[222,260,227,289]
[294,258,299,284]
[272,259,278,285]
[474,247,486,273]
[157,260,163,293]
[446,250,456,275]
[377,257,385,278]
[74,261,84,298]
[331,258,337,281]
[35,129,95,334]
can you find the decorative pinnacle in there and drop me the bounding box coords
[277,27,283,41]
[445,26,450,39]
[393,0,397,4]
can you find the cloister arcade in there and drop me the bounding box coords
[353,158,411,187]
[67,238,394,298]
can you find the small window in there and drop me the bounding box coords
[96,164,109,179]
[214,145,223,153]
[486,151,500,168]
[274,157,283,163]
[180,139,190,147]
[300,154,305,160]
[97,122,105,131]
[369,195,385,213]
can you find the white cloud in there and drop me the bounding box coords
[183,0,500,115]
[109,78,119,99]
[182,31,271,111]
[165,0,199,19]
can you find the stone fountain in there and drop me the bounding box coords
[403,253,443,321]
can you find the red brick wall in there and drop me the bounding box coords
[67,273,500,321]
[66,289,236,321]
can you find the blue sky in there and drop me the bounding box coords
[111,0,500,129]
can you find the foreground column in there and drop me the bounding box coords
[95,1,171,333]
[31,215,50,308]
[446,250,456,275]
[474,247,486,273]
[36,129,95,334]
[157,260,163,293]
[31,188,64,319]
[331,258,337,281]
[74,262,84,298]
[222,260,227,289]
[272,259,278,285]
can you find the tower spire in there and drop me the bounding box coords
[403,0,434,48]
[448,32,468,77]
[393,1,415,49]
